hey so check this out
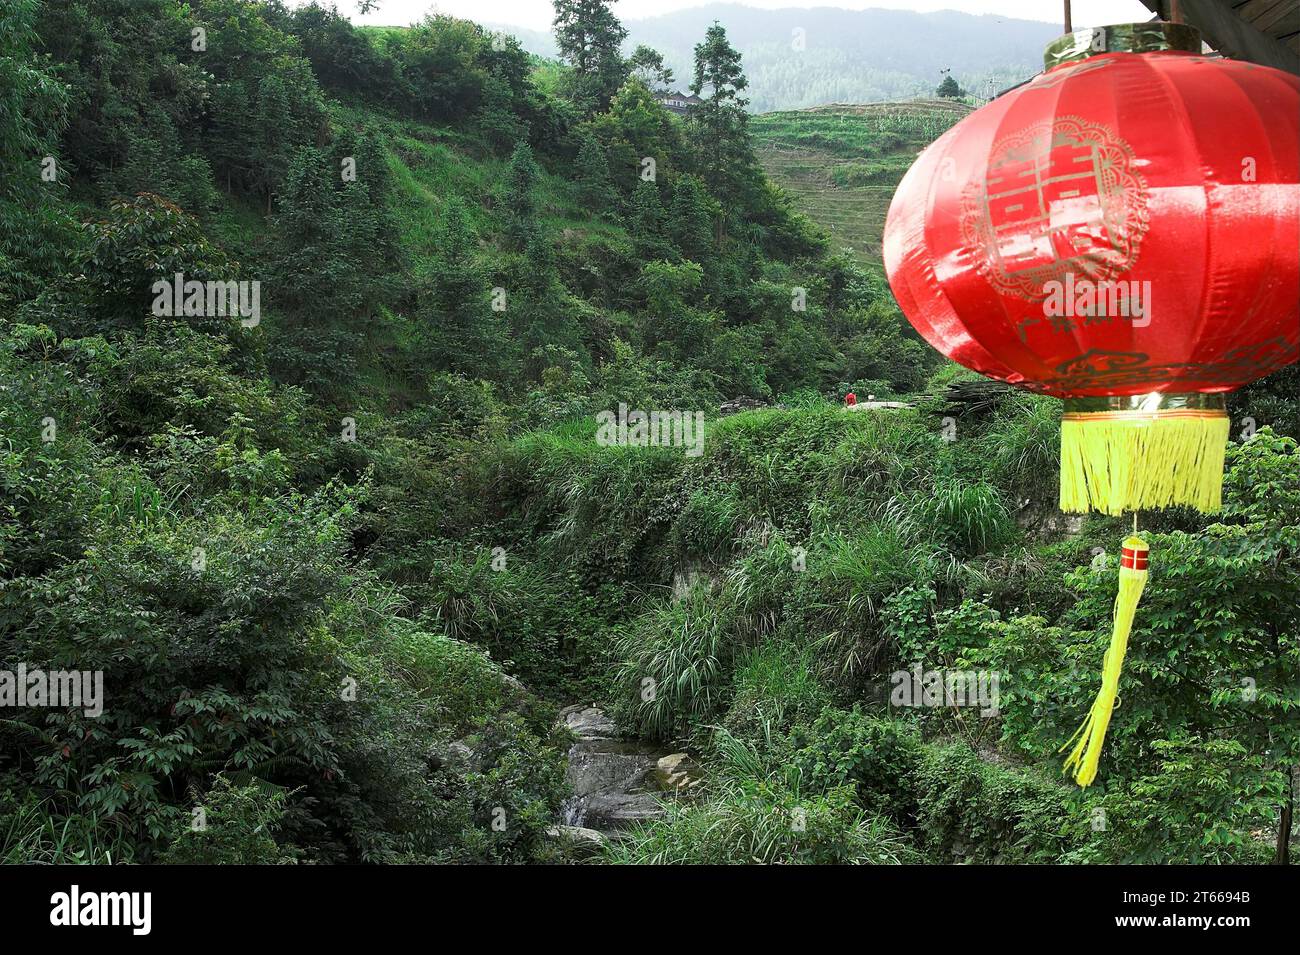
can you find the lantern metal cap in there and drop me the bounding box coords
[1062,392,1227,415]
[1045,22,1202,71]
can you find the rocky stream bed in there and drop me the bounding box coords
[547,705,699,856]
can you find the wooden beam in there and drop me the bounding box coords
[1138,0,1300,73]
[1248,1,1300,34]
[1235,1,1294,33]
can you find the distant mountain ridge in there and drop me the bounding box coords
[486,4,1060,112]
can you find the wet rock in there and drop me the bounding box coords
[655,752,700,792]
[577,792,663,831]
[559,704,620,741]
[557,705,687,833]
[657,752,691,774]
[566,739,658,797]
[545,825,608,858]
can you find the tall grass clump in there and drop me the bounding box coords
[703,407,862,532]
[721,638,832,741]
[605,777,918,865]
[612,585,734,740]
[886,478,1011,556]
[801,527,937,686]
[823,409,937,504]
[984,394,1060,501]
[492,431,685,582]
[0,793,133,864]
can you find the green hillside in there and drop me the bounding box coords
[753,101,972,267]
[0,0,934,865]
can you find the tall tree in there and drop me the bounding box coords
[688,23,759,243]
[477,68,530,153]
[629,181,673,262]
[937,74,962,98]
[691,22,748,108]
[628,44,674,93]
[253,75,294,214]
[0,0,71,312]
[669,174,717,261]
[501,142,541,250]
[552,0,628,113]
[269,147,372,329]
[419,196,513,377]
[586,79,683,196]
[574,133,618,212]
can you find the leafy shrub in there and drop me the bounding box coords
[159,776,296,864]
[881,583,937,664]
[0,425,562,861]
[1068,737,1278,864]
[387,624,513,732]
[911,742,1074,863]
[448,713,569,864]
[794,708,924,821]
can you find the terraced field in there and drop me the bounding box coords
[753,100,973,267]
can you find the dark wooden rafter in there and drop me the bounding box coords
[1139,0,1300,71]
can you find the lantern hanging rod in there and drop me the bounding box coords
[1064,1,1184,34]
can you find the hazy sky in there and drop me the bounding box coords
[312,1,1156,32]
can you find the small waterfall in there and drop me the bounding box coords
[560,797,587,828]
[555,705,698,836]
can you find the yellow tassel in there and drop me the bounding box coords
[1060,409,1228,515]
[1061,535,1149,787]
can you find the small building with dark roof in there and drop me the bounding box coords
[656,91,703,115]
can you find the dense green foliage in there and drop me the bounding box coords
[485,403,1297,865]
[1,0,1296,866]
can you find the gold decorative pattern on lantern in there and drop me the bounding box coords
[959,116,1150,301]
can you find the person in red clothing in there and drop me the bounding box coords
[844,392,857,406]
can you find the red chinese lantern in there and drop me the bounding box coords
[884,22,1300,785]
